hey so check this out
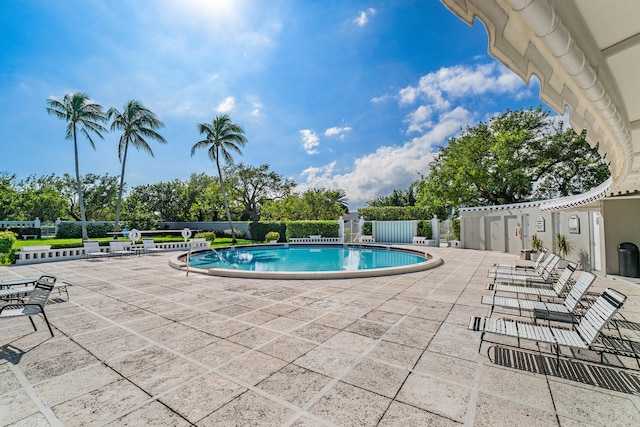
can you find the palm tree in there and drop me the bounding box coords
[108,100,166,234]
[191,114,247,243]
[46,93,107,240]
[325,188,349,214]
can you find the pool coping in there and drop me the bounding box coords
[168,243,442,280]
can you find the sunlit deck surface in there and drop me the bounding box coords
[2,248,640,426]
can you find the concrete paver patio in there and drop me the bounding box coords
[1,247,640,426]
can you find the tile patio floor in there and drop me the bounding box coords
[1,247,640,426]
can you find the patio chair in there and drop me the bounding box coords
[1,275,54,289]
[485,262,576,297]
[0,275,56,302]
[481,270,595,320]
[142,238,164,255]
[489,254,560,282]
[83,241,109,259]
[489,248,548,272]
[109,240,131,257]
[469,288,627,363]
[0,281,55,337]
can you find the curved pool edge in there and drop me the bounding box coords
[168,244,443,280]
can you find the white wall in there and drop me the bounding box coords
[460,204,597,271]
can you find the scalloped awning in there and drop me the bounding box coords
[441,0,640,207]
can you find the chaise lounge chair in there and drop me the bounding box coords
[489,254,560,283]
[142,238,164,255]
[109,240,131,257]
[489,248,548,272]
[0,275,71,302]
[83,241,109,259]
[481,270,595,320]
[486,263,576,297]
[0,281,55,337]
[469,288,626,363]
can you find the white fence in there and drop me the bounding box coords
[15,240,210,265]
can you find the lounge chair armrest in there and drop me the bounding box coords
[0,302,45,313]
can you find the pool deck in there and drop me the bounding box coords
[1,247,640,426]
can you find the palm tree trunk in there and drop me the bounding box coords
[216,159,236,244]
[114,140,129,235]
[73,124,89,240]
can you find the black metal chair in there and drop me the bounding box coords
[0,281,55,337]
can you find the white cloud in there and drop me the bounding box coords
[216,96,236,113]
[400,63,527,135]
[353,8,376,27]
[299,107,472,208]
[251,100,263,117]
[400,63,523,107]
[324,126,352,140]
[300,129,320,154]
[370,95,389,104]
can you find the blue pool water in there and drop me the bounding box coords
[187,245,426,272]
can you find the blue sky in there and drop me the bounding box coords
[1,0,544,209]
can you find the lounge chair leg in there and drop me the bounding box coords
[41,312,54,337]
[28,315,38,332]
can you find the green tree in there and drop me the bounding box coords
[46,92,107,240]
[417,107,609,213]
[0,173,17,220]
[14,175,67,221]
[367,185,417,207]
[108,100,166,233]
[225,163,296,220]
[533,127,610,199]
[324,188,349,214]
[125,180,187,222]
[261,188,344,220]
[180,173,228,221]
[60,173,119,221]
[191,114,247,243]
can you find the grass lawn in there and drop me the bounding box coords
[12,236,257,250]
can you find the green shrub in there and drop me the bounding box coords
[195,231,217,241]
[56,222,113,238]
[219,229,245,239]
[249,222,287,242]
[417,220,432,238]
[0,231,18,264]
[265,231,280,242]
[451,218,460,240]
[285,221,339,239]
[357,206,432,220]
[87,223,112,238]
[124,213,157,231]
[0,230,17,253]
[7,227,41,239]
[361,222,372,235]
[56,222,82,238]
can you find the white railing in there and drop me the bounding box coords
[289,236,344,244]
[15,240,210,265]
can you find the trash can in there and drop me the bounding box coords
[618,242,640,278]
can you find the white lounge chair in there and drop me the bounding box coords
[0,281,55,337]
[482,270,595,320]
[489,254,560,282]
[489,248,548,272]
[142,238,164,255]
[485,263,576,297]
[470,288,627,362]
[83,241,109,259]
[109,240,131,257]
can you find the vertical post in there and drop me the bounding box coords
[431,215,440,247]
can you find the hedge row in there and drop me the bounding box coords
[357,206,432,221]
[56,222,113,239]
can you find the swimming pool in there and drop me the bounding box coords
[171,244,442,279]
